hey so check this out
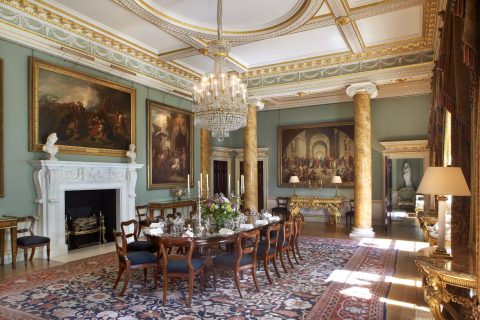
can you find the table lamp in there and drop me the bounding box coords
[417,167,471,257]
[331,176,342,197]
[289,175,300,196]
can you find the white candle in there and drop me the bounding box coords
[228,174,231,194]
[206,173,209,196]
[241,174,244,193]
[236,179,239,196]
[198,180,201,199]
[187,174,190,193]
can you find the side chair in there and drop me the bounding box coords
[256,223,282,284]
[291,214,304,263]
[120,219,158,253]
[278,220,295,272]
[112,231,159,296]
[213,229,260,298]
[135,205,150,238]
[159,237,205,308]
[16,216,50,266]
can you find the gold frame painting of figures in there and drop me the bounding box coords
[29,57,136,156]
[147,100,193,189]
[278,121,354,188]
[0,58,4,197]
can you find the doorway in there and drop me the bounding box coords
[213,160,228,195]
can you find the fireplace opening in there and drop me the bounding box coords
[65,189,116,250]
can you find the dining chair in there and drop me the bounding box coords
[256,223,282,284]
[278,220,295,272]
[120,219,158,253]
[271,197,289,221]
[112,231,159,296]
[213,229,260,298]
[16,216,50,266]
[291,214,304,263]
[135,205,150,238]
[159,237,205,307]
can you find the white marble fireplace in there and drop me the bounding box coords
[31,160,143,258]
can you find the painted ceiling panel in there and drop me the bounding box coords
[356,5,423,47]
[230,25,349,68]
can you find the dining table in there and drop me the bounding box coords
[144,219,280,283]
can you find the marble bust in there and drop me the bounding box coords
[126,143,136,163]
[42,133,59,161]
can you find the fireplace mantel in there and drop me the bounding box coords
[31,160,143,258]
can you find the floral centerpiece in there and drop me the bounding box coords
[202,193,239,229]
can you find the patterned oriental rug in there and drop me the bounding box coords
[0,237,397,320]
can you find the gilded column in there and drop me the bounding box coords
[200,128,211,198]
[346,82,378,238]
[243,103,258,211]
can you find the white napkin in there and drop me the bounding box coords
[268,216,280,222]
[263,212,273,219]
[239,223,254,230]
[148,227,164,235]
[149,222,162,228]
[255,219,268,226]
[218,228,235,236]
[182,230,194,237]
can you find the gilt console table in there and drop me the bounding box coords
[148,199,198,219]
[289,196,344,225]
[416,247,476,319]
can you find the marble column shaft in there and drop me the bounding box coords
[200,128,211,198]
[243,104,258,211]
[353,92,373,230]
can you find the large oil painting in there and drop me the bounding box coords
[147,100,193,189]
[29,57,136,156]
[278,121,354,187]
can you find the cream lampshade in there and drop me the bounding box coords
[417,167,471,257]
[289,175,300,196]
[331,176,342,197]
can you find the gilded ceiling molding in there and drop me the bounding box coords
[0,0,198,89]
[248,61,433,98]
[119,0,324,42]
[245,50,433,89]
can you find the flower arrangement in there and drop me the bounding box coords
[202,193,239,228]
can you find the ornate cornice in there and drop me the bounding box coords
[0,0,198,89]
[246,50,433,91]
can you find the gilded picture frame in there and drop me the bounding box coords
[29,57,136,157]
[147,99,194,189]
[0,58,4,197]
[278,121,355,188]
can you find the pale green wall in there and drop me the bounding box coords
[223,94,431,200]
[0,39,200,215]
[0,38,431,215]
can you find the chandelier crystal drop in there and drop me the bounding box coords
[192,0,248,142]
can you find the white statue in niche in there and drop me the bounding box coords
[42,133,59,161]
[403,162,412,188]
[126,144,136,163]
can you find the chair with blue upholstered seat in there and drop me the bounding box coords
[16,216,50,266]
[213,229,260,298]
[112,231,159,296]
[257,223,281,284]
[159,237,205,307]
[120,219,158,253]
[278,220,295,273]
[291,214,304,263]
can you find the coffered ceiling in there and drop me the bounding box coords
[0,0,443,109]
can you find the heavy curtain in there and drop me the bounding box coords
[428,0,478,257]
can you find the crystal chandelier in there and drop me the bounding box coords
[192,0,248,141]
